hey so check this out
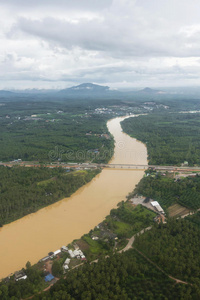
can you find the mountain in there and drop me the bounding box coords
[59,83,110,94]
[138,87,165,94]
[57,83,124,99]
[0,90,15,96]
[11,89,57,94]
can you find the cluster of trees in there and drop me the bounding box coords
[186,211,200,227]
[121,112,200,165]
[0,166,100,225]
[31,249,200,300]
[2,176,200,298]
[133,174,200,211]
[110,201,156,231]
[0,262,45,299]
[73,202,157,261]
[134,219,200,284]
[0,99,114,163]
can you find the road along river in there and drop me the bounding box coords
[0,115,147,279]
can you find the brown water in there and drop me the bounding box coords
[0,116,147,279]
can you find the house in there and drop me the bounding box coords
[73,249,84,258]
[45,274,55,282]
[39,256,50,263]
[64,258,71,265]
[63,258,71,272]
[63,265,69,271]
[68,248,85,259]
[68,250,75,258]
[53,249,61,256]
[61,246,69,252]
[15,271,27,282]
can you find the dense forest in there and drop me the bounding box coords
[2,172,200,298]
[2,96,200,164]
[0,99,116,163]
[121,112,200,165]
[186,210,200,227]
[0,166,100,225]
[132,173,200,211]
[32,249,200,300]
[2,95,199,164]
[134,218,200,284]
[2,96,200,298]
[1,249,199,300]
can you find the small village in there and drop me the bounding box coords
[11,245,87,284]
[2,169,198,297]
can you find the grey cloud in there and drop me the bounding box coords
[1,0,200,88]
[1,0,112,10]
[13,16,200,59]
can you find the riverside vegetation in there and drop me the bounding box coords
[0,166,100,226]
[0,101,114,163]
[132,172,200,212]
[0,97,119,226]
[3,175,200,299]
[121,112,200,165]
[0,201,157,299]
[2,96,200,298]
[2,191,200,299]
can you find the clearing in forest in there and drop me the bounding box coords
[168,203,190,217]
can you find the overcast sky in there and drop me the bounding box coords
[1,0,200,90]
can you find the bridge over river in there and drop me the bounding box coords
[95,164,200,172]
[100,164,200,172]
[2,161,200,172]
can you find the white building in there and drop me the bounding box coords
[151,201,165,214]
[64,258,71,265]
[68,250,75,258]
[63,265,69,271]
[68,248,85,259]
[61,246,68,252]
[54,249,61,256]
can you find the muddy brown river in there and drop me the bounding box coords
[0,116,147,279]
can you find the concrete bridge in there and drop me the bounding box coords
[99,164,200,172]
[2,161,200,172]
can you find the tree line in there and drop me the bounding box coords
[0,166,100,225]
[132,174,200,211]
[121,112,200,166]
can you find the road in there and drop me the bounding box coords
[120,227,190,285]
[24,224,191,300]
[119,226,152,253]
[2,161,200,172]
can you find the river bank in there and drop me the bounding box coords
[0,115,147,279]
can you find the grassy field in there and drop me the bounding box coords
[75,202,157,260]
[168,203,191,217]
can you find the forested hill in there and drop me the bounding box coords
[121,113,200,166]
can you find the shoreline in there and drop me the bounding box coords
[0,115,147,279]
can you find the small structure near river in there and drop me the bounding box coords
[151,201,165,214]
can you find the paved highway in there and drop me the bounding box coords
[1,161,200,172]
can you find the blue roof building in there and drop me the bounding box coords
[45,274,55,282]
